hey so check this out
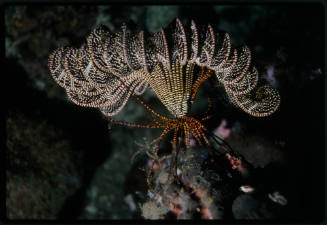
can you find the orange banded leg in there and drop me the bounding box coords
[199,97,213,121]
[172,127,178,147]
[201,115,213,121]
[152,127,171,159]
[184,124,191,149]
[192,120,210,147]
[106,117,163,129]
[114,75,169,122]
[199,128,210,147]
[190,125,203,146]
[131,93,171,122]
[191,67,213,100]
[146,127,170,188]
[130,127,169,162]
[188,118,211,147]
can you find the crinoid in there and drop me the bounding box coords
[48,18,280,165]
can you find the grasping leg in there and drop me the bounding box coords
[146,127,170,189]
